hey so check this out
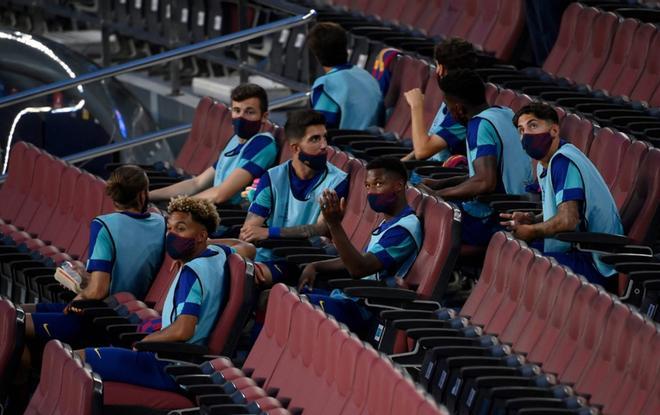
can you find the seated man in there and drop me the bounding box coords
[423,69,533,246]
[24,165,166,343]
[297,157,423,336]
[76,196,254,391]
[403,37,478,162]
[501,103,623,292]
[150,83,277,206]
[240,109,349,284]
[308,22,383,130]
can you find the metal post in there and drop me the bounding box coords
[238,0,249,83]
[170,60,181,96]
[100,0,111,67]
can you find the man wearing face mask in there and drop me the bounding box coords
[402,38,478,162]
[73,196,255,391]
[150,83,278,206]
[423,69,533,247]
[21,166,166,351]
[240,109,349,284]
[296,157,422,335]
[501,103,623,292]
[308,22,383,130]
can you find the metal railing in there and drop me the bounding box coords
[0,91,309,184]
[0,9,316,109]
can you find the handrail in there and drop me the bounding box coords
[0,9,316,110]
[0,91,309,183]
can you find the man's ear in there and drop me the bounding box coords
[261,111,270,123]
[551,124,560,138]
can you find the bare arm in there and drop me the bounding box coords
[509,201,580,242]
[405,89,448,160]
[74,271,110,300]
[149,167,215,201]
[436,155,498,199]
[140,314,197,343]
[207,238,257,259]
[279,215,329,238]
[194,168,254,204]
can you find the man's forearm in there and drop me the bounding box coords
[279,222,328,238]
[327,222,368,278]
[437,176,490,200]
[529,213,577,239]
[313,257,348,273]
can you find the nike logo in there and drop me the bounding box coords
[42,323,51,337]
[93,348,102,359]
[319,300,325,311]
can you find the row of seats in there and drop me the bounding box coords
[0,143,113,303]
[480,3,660,140]
[24,340,102,415]
[382,232,659,414]
[96,283,450,414]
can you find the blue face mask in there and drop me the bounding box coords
[298,149,327,171]
[367,192,398,213]
[166,232,196,260]
[232,117,262,139]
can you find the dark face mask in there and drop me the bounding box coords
[166,232,197,260]
[232,117,262,139]
[298,149,327,171]
[367,191,398,213]
[522,131,554,160]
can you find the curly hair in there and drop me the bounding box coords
[167,196,220,234]
[434,37,478,70]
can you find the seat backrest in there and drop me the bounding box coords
[465,0,499,48]
[384,56,430,138]
[609,330,660,415]
[630,31,660,103]
[0,299,22,387]
[207,254,255,356]
[609,140,648,212]
[341,159,368,241]
[512,264,574,359]
[405,198,460,301]
[423,69,444,129]
[493,88,516,107]
[508,93,533,113]
[363,357,401,415]
[339,345,381,414]
[187,103,227,175]
[481,247,536,335]
[559,113,594,154]
[485,83,499,106]
[58,355,101,415]
[610,22,656,98]
[0,143,40,221]
[25,340,70,415]
[427,0,462,38]
[0,142,28,218]
[496,254,553,344]
[174,96,213,171]
[598,317,657,413]
[149,255,177,313]
[592,18,639,93]
[324,335,363,414]
[22,157,67,238]
[67,178,105,258]
[448,0,479,39]
[620,147,660,242]
[570,10,619,86]
[555,7,599,80]
[245,284,299,381]
[482,0,526,61]
[576,307,645,405]
[398,0,427,29]
[37,166,81,247]
[11,154,54,230]
[460,232,511,318]
[469,238,525,326]
[587,127,631,189]
[543,2,583,75]
[413,0,448,35]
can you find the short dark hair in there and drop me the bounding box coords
[438,69,486,108]
[106,165,148,209]
[366,156,408,182]
[284,109,326,142]
[230,83,268,113]
[434,37,478,71]
[513,102,560,128]
[307,22,349,67]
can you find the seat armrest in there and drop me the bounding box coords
[392,318,458,331]
[92,316,130,327]
[174,374,214,386]
[490,201,541,211]
[286,253,337,265]
[474,375,537,388]
[600,252,655,265]
[164,364,202,377]
[326,278,385,289]
[255,238,311,249]
[504,397,570,412]
[271,246,325,257]
[615,262,660,274]
[118,332,149,346]
[402,160,444,170]
[201,403,251,415]
[134,341,209,358]
[69,299,112,309]
[343,286,418,302]
[379,309,438,321]
[554,232,633,249]
[476,194,531,203]
[417,335,495,349]
[405,328,465,340]
[105,323,139,337]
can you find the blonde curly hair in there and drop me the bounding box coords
[167,196,220,233]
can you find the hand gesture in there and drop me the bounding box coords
[319,189,345,225]
[239,224,269,243]
[298,264,317,291]
[404,88,424,109]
